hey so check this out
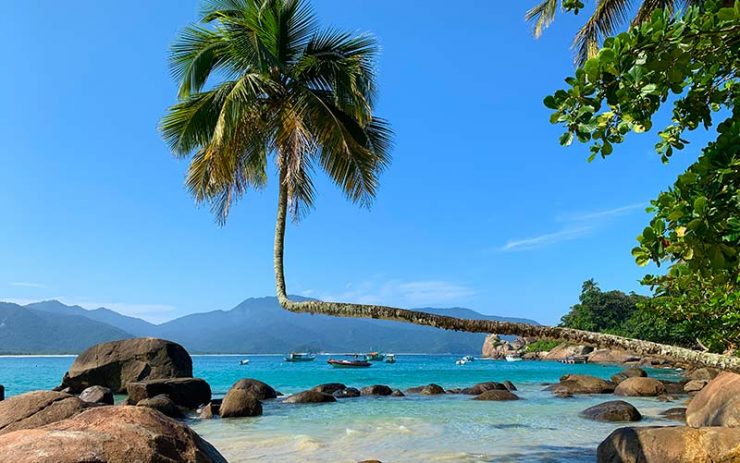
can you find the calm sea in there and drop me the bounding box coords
[0,354,684,462]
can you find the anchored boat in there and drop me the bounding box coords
[365,352,385,362]
[328,358,371,368]
[284,352,316,362]
[384,353,396,364]
[239,359,250,365]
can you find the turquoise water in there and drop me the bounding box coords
[0,355,685,462]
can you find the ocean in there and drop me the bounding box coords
[0,354,685,462]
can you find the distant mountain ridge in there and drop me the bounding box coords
[0,297,538,354]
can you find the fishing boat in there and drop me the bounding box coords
[385,353,396,364]
[365,351,385,362]
[284,352,316,362]
[505,355,523,362]
[328,358,371,368]
[239,359,250,365]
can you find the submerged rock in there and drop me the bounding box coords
[596,426,740,463]
[220,389,263,417]
[0,391,94,436]
[59,338,192,394]
[390,389,405,397]
[686,371,740,428]
[660,407,687,422]
[361,385,393,396]
[136,394,183,418]
[78,385,113,405]
[333,387,361,399]
[473,390,519,401]
[580,400,641,422]
[0,406,227,463]
[229,378,278,400]
[614,377,666,397]
[283,390,336,404]
[127,377,211,409]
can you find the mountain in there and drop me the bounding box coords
[0,298,538,354]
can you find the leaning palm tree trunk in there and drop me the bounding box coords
[273,175,740,371]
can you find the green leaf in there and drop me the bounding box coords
[559,132,574,146]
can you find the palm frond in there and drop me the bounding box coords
[632,0,674,25]
[573,0,634,65]
[525,0,561,38]
[170,26,230,98]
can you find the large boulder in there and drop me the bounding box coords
[580,401,641,422]
[688,367,720,381]
[611,368,647,384]
[311,383,347,395]
[220,389,263,417]
[127,377,211,409]
[686,371,740,428]
[283,390,336,404]
[661,380,688,395]
[78,385,113,405]
[60,338,192,393]
[543,344,594,361]
[473,390,520,401]
[544,375,614,394]
[0,391,94,436]
[406,384,445,395]
[461,382,508,395]
[0,406,227,463]
[596,426,740,463]
[683,379,709,394]
[229,378,278,400]
[587,349,640,364]
[614,377,666,397]
[333,387,361,399]
[136,394,183,418]
[361,385,393,396]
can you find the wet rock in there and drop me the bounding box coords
[407,384,445,395]
[596,426,740,463]
[333,387,360,399]
[580,400,641,422]
[445,388,463,394]
[390,389,405,397]
[461,382,507,395]
[311,383,346,395]
[686,371,740,428]
[660,407,687,422]
[360,385,393,396]
[59,338,192,394]
[0,391,94,436]
[656,394,679,402]
[0,405,227,463]
[614,377,666,397]
[198,400,221,419]
[544,375,614,394]
[683,379,709,394]
[126,377,211,409]
[136,394,183,419]
[283,390,336,404]
[503,380,517,392]
[229,378,278,400]
[473,390,520,401]
[78,386,113,405]
[220,389,263,417]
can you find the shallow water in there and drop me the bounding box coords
[0,354,685,462]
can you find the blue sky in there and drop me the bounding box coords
[1,1,709,324]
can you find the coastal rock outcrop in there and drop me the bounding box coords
[229,378,278,400]
[688,367,720,381]
[545,375,614,394]
[333,387,360,398]
[220,389,263,416]
[473,390,519,401]
[59,338,192,393]
[406,384,445,395]
[610,368,647,384]
[127,377,211,409]
[78,385,113,405]
[481,335,528,359]
[462,382,507,395]
[311,383,347,395]
[284,390,336,404]
[686,371,739,427]
[543,344,594,361]
[503,380,517,391]
[391,389,405,397]
[596,426,740,463]
[361,385,393,396]
[0,406,227,463]
[614,377,666,397]
[580,400,641,422]
[586,349,640,364]
[0,391,94,436]
[136,394,183,418]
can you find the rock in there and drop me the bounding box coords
[473,390,520,401]
[461,382,507,395]
[333,387,360,399]
[283,390,336,404]
[503,380,517,392]
[656,394,679,402]
[661,380,687,395]
[580,400,641,422]
[220,389,263,416]
[0,405,227,463]
[311,383,346,395]
[543,344,594,361]
[586,349,640,364]
[446,388,463,394]
[406,384,444,395]
[0,391,94,436]
[391,389,405,397]
[614,377,667,397]
[596,426,740,463]
[361,385,393,396]
[544,375,614,394]
[78,386,113,405]
[686,371,740,428]
[229,378,278,400]
[127,377,211,409]
[522,352,542,360]
[683,379,709,393]
[610,368,647,384]
[660,407,687,422]
[198,400,221,419]
[59,338,192,394]
[136,394,183,418]
[553,389,573,398]
[688,367,720,381]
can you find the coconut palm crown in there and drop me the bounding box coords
[160,0,392,223]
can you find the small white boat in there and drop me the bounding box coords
[463,355,475,362]
[385,353,396,364]
[505,355,522,362]
[239,359,250,365]
[456,358,468,366]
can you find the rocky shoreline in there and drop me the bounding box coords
[0,337,737,462]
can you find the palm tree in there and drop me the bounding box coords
[161,0,739,370]
[526,0,702,65]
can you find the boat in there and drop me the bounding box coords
[463,355,475,362]
[456,358,468,365]
[505,355,523,362]
[284,352,316,362]
[328,358,371,368]
[239,359,250,365]
[365,351,385,362]
[385,353,396,363]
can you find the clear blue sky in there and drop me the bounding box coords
[1,1,708,324]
